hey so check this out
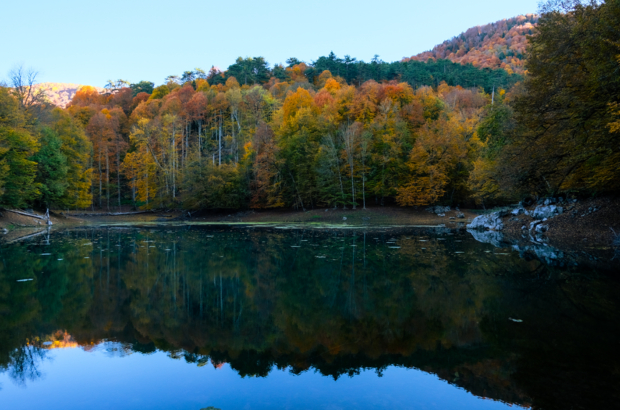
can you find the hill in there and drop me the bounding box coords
[33,82,105,108]
[403,14,539,75]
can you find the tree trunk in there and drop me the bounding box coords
[198,120,202,159]
[172,124,176,200]
[106,146,110,211]
[117,148,121,211]
[98,149,102,209]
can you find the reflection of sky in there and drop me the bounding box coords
[0,347,519,410]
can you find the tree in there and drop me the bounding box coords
[48,108,92,209]
[33,128,68,207]
[397,115,469,206]
[0,127,40,207]
[9,66,46,110]
[104,79,130,93]
[502,0,620,195]
[130,81,154,96]
[250,122,283,208]
[342,122,362,209]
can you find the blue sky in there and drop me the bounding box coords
[1,0,540,87]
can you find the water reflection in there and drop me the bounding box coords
[1,226,619,409]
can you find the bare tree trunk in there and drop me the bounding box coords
[89,150,93,211]
[326,134,345,208]
[198,120,202,159]
[117,148,121,211]
[288,170,305,211]
[234,112,241,163]
[231,112,236,164]
[172,126,176,200]
[106,146,110,211]
[362,169,366,209]
[132,172,136,209]
[344,129,356,209]
[361,141,368,209]
[186,120,189,164]
[98,149,102,209]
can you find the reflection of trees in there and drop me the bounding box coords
[0,233,93,385]
[1,227,619,409]
[3,346,48,386]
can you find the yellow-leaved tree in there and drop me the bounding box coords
[397,114,472,206]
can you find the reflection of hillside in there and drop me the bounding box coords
[1,227,619,409]
[41,331,78,349]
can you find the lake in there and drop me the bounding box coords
[1,225,619,410]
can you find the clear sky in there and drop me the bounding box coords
[1,0,540,87]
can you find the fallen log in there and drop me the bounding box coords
[65,210,155,217]
[5,209,48,221]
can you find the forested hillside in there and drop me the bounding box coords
[404,14,539,74]
[1,0,618,212]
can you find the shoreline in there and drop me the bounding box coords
[2,199,618,263]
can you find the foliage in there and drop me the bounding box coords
[477,0,620,197]
[32,127,68,207]
[3,6,620,210]
[405,15,538,75]
[130,81,154,97]
[0,88,40,207]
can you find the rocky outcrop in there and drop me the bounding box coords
[467,211,505,231]
[529,205,563,220]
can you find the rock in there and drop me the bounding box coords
[467,212,504,231]
[426,205,450,214]
[535,224,549,233]
[530,205,563,220]
[437,213,445,217]
[456,212,465,218]
[342,216,347,221]
[511,207,525,216]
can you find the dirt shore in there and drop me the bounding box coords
[502,196,620,253]
[2,198,619,252]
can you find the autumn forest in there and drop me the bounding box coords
[1,1,619,212]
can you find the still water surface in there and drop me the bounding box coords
[0,226,618,410]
